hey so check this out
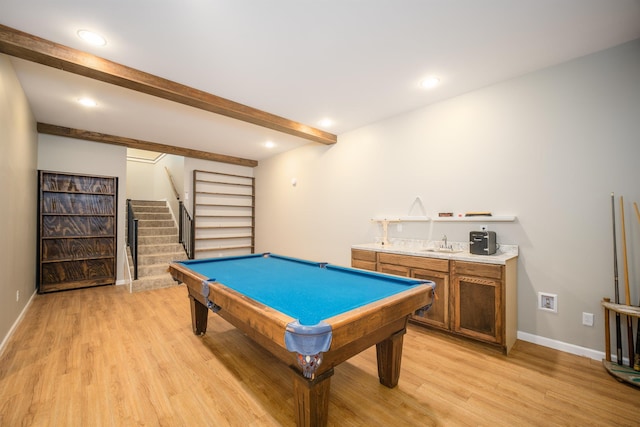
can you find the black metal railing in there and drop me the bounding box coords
[179,201,195,259]
[126,199,139,279]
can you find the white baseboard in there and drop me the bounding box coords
[517,331,605,361]
[0,290,37,358]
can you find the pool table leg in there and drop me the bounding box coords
[292,367,334,427]
[376,327,407,387]
[189,295,208,335]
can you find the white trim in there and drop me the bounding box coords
[122,243,133,292]
[0,290,37,358]
[517,331,605,361]
[126,152,166,164]
[160,197,179,226]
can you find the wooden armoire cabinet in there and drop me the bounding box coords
[37,171,118,293]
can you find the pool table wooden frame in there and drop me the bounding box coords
[169,257,434,427]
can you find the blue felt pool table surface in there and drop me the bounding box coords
[176,253,429,326]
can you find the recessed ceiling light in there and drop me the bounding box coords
[78,97,98,107]
[420,76,440,89]
[264,141,275,148]
[318,118,333,128]
[77,29,107,46]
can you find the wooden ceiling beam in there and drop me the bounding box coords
[0,24,337,146]
[37,123,259,168]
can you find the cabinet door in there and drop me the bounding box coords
[410,268,449,330]
[452,274,502,344]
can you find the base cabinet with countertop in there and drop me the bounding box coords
[351,244,518,354]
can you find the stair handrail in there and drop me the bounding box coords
[164,167,181,201]
[126,199,139,280]
[179,201,195,259]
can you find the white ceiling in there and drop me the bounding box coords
[2,0,640,162]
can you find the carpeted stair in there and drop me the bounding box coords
[128,200,188,292]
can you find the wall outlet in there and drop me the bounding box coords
[582,312,594,326]
[16,290,19,302]
[538,292,557,313]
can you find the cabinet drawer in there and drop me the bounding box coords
[352,259,377,271]
[351,249,377,262]
[378,263,410,277]
[378,252,449,272]
[453,260,502,280]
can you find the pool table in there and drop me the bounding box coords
[168,253,434,426]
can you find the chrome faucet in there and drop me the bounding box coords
[442,235,448,249]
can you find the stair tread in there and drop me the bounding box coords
[139,255,185,259]
[131,271,179,292]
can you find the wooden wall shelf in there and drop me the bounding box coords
[193,170,255,258]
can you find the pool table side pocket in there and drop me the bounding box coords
[170,261,297,356]
[326,283,434,349]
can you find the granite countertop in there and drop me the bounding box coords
[352,240,518,265]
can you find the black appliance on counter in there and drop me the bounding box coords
[469,231,497,255]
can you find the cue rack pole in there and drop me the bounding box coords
[611,193,623,365]
[619,196,635,367]
[634,202,640,371]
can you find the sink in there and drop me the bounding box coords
[422,248,463,254]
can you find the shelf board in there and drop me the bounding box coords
[195,191,253,197]
[371,216,430,222]
[370,215,516,223]
[196,214,253,218]
[432,215,516,222]
[196,225,254,230]
[42,190,115,195]
[42,234,116,239]
[195,235,253,240]
[42,256,115,263]
[603,360,640,389]
[195,203,254,208]
[602,301,640,318]
[195,179,253,187]
[42,213,116,217]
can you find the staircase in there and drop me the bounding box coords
[128,200,188,292]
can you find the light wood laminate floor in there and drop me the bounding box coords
[0,284,638,426]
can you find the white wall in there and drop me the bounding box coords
[126,160,155,199]
[38,135,128,284]
[254,40,640,354]
[0,54,38,350]
[154,154,184,220]
[127,154,184,220]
